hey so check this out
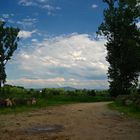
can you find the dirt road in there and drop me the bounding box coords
[0,102,140,140]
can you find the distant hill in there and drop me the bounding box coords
[27,87,77,91]
[61,86,77,91]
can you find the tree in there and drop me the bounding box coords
[0,21,20,87]
[98,0,140,96]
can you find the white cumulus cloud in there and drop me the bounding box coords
[18,30,37,39]
[7,33,109,89]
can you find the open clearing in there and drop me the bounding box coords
[0,102,140,140]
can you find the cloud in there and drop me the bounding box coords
[0,18,5,22]
[7,33,108,89]
[136,21,140,28]
[32,38,38,42]
[18,0,36,6]
[136,0,140,7]
[0,13,15,23]
[18,0,61,15]
[0,14,38,29]
[7,78,108,89]
[16,18,38,28]
[8,77,65,85]
[2,14,10,18]
[1,13,14,19]
[91,4,98,9]
[18,30,37,39]
[18,0,49,6]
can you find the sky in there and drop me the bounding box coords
[0,0,110,89]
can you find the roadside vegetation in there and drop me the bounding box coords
[109,93,140,119]
[0,85,112,114]
[99,0,140,120]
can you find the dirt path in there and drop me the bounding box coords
[0,102,140,140]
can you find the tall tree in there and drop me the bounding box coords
[98,0,140,96]
[0,21,20,87]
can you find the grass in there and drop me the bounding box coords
[108,102,140,120]
[0,94,112,114]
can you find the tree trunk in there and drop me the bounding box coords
[0,81,1,93]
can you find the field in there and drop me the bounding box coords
[0,86,112,114]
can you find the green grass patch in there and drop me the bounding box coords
[0,95,112,114]
[108,102,140,120]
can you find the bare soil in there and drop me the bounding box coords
[0,102,140,140]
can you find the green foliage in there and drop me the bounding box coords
[108,93,140,119]
[41,88,65,97]
[98,0,140,96]
[0,86,112,114]
[0,21,20,87]
[0,86,112,101]
[0,85,27,98]
[115,93,140,110]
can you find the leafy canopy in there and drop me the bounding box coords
[98,0,140,96]
[0,21,20,86]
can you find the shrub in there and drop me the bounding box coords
[115,94,140,110]
[87,90,96,96]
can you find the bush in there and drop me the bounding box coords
[87,90,96,96]
[115,94,140,110]
[41,88,65,97]
[0,85,27,98]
